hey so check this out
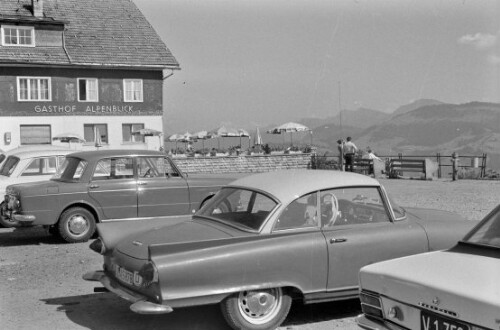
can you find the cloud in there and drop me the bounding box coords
[487,54,500,65]
[458,32,497,50]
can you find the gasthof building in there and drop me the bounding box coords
[0,0,179,151]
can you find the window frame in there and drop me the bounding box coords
[17,77,52,101]
[1,25,35,47]
[84,124,108,145]
[77,78,99,102]
[123,79,143,102]
[122,123,145,143]
[20,124,51,145]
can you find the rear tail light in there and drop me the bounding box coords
[360,291,384,319]
[89,238,106,255]
[138,261,159,287]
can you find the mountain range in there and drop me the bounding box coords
[282,99,500,171]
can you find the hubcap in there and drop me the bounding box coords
[238,288,282,324]
[68,214,88,236]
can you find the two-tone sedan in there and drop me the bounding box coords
[2,149,241,243]
[83,170,476,330]
[356,204,500,330]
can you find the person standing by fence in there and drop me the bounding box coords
[343,136,358,172]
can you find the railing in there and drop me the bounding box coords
[311,153,488,178]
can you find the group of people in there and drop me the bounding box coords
[337,137,381,172]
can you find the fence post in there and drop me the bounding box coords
[436,153,441,179]
[481,153,487,178]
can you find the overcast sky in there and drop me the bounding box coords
[134,0,500,134]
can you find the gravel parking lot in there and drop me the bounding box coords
[0,178,497,330]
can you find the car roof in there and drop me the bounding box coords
[229,169,381,203]
[2,145,69,155]
[66,149,166,161]
[5,148,74,159]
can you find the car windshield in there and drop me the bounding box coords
[196,187,278,231]
[462,206,500,249]
[0,156,20,177]
[52,157,88,182]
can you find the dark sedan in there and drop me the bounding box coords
[2,149,241,243]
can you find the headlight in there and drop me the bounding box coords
[138,261,159,287]
[360,291,384,319]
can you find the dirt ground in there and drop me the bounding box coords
[0,178,498,330]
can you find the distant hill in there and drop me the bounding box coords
[295,101,500,170]
[391,98,444,117]
[355,102,500,170]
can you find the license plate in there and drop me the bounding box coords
[421,311,470,330]
[114,264,134,285]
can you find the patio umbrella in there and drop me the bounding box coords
[53,133,86,149]
[238,129,250,148]
[52,133,86,143]
[94,127,102,149]
[193,130,210,150]
[254,127,263,146]
[267,122,310,147]
[181,132,194,151]
[131,128,163,137]
[167,133,185,151]
[209,126,239,150]
[132,128,164,150]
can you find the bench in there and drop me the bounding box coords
[352,159,373,175]
[388,158,426,179]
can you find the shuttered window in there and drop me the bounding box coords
[20,125,51,145]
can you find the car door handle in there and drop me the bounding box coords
[89,184,99,189]
[137,181,147,186]
[330,238,347,244]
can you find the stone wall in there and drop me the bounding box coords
[173,153,313,174]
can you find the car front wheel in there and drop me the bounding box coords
[58,207,96,243]
[220,288,292,330]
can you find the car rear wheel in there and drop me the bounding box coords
[58,207,96,243]
[220,288,292,330]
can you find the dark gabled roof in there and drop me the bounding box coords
[0,0,180,69]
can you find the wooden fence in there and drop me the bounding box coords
[312,153,487,178]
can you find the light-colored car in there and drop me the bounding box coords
[83,170,477,330]
[0,148,73,227]
[0,145,69,168]
[356,204,500,330]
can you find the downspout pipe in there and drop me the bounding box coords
[62,29,72,63]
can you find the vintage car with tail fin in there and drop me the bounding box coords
[83,170,477,330]
[2,149,241,243]
[356,204,500,330]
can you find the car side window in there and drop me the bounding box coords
[137,157,166,178]
[92,157,134,180]
[21,157,58,176]
[274,192,319,231]
[321,187,391,228]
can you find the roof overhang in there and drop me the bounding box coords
[0,62,181,71]
[0,16,67,26]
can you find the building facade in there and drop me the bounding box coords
[0,0,179,151]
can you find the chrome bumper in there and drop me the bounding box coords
[356,314,406,330]
[83,270,173,315]
[12,213,36,224]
